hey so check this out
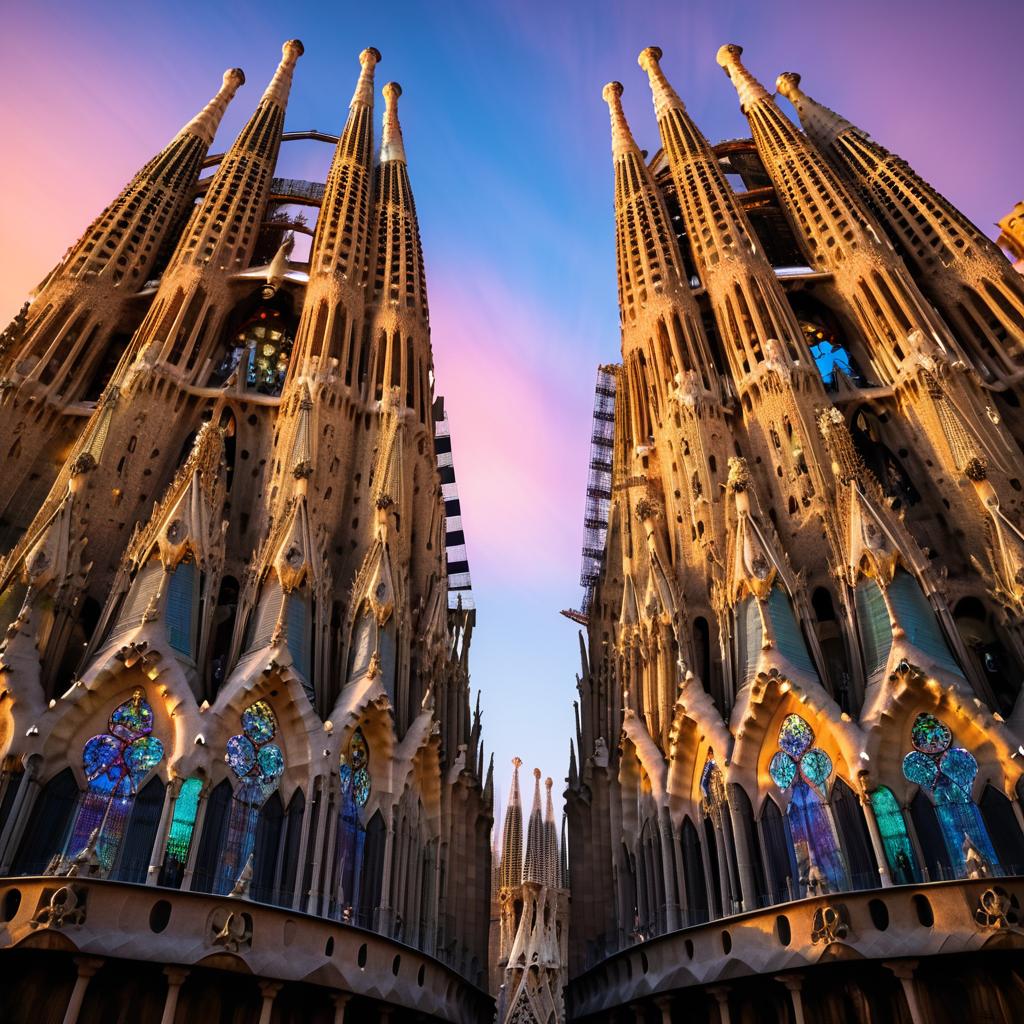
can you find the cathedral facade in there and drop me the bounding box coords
[0,42,492,1023]
[565,43,1024,1023]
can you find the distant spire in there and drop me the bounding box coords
[542,776,559,888]
[181,67,246,145]
[716,44,772,113]
[380,81,407,164]
[499,757,524,888]
[775,72,855,149]
[523,768,545,884]
[261,39,304,109]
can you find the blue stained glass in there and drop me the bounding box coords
[789,780,848,891]
[124,735,164,781]
[109,691,154,740]
[257,743,285,783]
[778,714,815,759]
[242,700,277,744]
[939,746,978,793]
[911,712,951,755]
[800,748,833,787]
[350,729,368,769]
[226,735,257,777]
[353,767,371,807]
[769,751,798,789]
[84,734,122,779]
[903,749,939,789]
[339,763,352,793]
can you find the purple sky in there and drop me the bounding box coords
[1,0,1021,808]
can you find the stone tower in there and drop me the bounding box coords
[495,761,569,1024]
[0,42,492,1023]
[565,42,1024,1023]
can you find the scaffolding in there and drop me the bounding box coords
[562,366,617,625]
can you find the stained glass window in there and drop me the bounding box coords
[216,700,286,894]
[64,688,164,872]
[160,776,202,887]
[211,308,294,396]
[870,785,919,884]
[900,711,999,876]
[335,728,371,918]
[768,713,847,892]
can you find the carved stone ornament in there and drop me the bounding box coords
[811,903,849,944]
[974,886,1021,929]
[30,884,88,929]
[210,907,253,951]
[165,519,185,544]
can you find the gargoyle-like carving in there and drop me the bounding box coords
[974,886,1021,929]
[811,903,849,944]
[210,908,253,951]
[30,885,87,929]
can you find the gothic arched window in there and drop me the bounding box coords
[216,699,285,894]
[63,688,164,872]
[335,728,372,921]
[869,785,920,885]
[211,307,294,396]
[901,712,998,877]
[768,713,848,893]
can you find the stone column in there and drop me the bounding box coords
[62,957,104,1024]
[257,980,282,1024]
[655,995,673,1023]
[0,757,41,872]
[148,778,182,884]
[159,966,189,1024]
[726,784,758,912]
[658,807,680,931]
[707,986,732,1024]
[857,772,893,887]
[331,992,351,1024]
[776,974,806,1024]
[884,960,926,1024]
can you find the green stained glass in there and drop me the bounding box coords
[124,735,164,783]
[903,749,938,789]
[870,786,919,883]
[769,750,797,790]
[800,748,833,787]
[257,743,285,783]
[778,714,814,759]
[350,728,368,769]
[910,712,951,755]
[164,777,202,866]
[353,767,371,807]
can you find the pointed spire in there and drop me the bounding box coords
[775,72,854,149]
[380,82,407,163]
[542,776,559,888]
[181,67,246,145]
[523,768,546,884]
[261,39,304,109]
[499,757,524,889]
[716,44,773,113]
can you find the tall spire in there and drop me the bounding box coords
[380,81,407,163]
[0,65,245,398]
[499,757,524,889]
[777,71,1024,383]
[523,768,546,885]
[182,67,247,145]
[129,40,303,372]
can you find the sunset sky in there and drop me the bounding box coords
[1,0,1020,806]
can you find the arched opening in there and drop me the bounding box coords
[869,785,920,884]
[359,810,387,924]
[11,768,78,874]
[208,293,297,396]
[790,294,867,389]
[251,791,285,904]
[208,575,240,696]
[850,409,920,509]
[830,778,877,889]
[759,797,794,905]
[953,597,1021,716]
[979,785,1024,873]
[190,779,231,893]
[811,586,854,713]
[112,775,166,883]
[681,817,708,926]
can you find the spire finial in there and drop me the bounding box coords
[261,39,304,108]
[380,81,407,163]
[351,46,381,108]
[776,71,856,147]
[716,43,771,113]
[638,45,684,117]
[602,81,639,158]
[512,756,522,769]
[180,67,245,146]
